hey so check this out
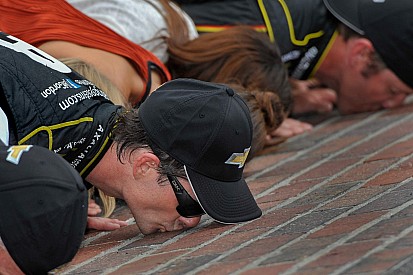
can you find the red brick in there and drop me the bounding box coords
[247,175,287,197]
[239,205,314,230]
[58,242,115,271]
[223,233,300,262]
[65,247,149,273]
[260,156,324,178]
[189,228,267,257]
[308,211,385,238]
[89,224,141,246]
[197,260,252,275]
[305,240,380,268]
[108,251,185,274]
[321,185,390,210]
[157,223,234,254]
[347,247,413,273]
[239,262,293,274]
[329,159,397,184]
[366,158,413,186]
[244,152,294,177]
[294,158,357,181]
[257,178,323,205]
[367,139,413,162]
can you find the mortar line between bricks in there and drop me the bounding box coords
[108,113,413,274]
[281,196,413,275]
[230,137,413,274]
[246,112,382,182]
[181,138,413,275]
[331,223,413,274]
[387,247,413,272]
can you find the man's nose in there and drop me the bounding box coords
[178,216,202,229]
[383,94,407,109]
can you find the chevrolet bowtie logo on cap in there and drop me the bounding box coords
[225,147,251,168]
[6,145,32,165]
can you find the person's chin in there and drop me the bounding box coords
[137,224,164,235]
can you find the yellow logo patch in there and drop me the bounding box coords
[6,145,32,165]
[225,147,251,168]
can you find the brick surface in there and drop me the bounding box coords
[55,102,413,274]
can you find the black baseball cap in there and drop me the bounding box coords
[323,0,413,88]
[0,143,88,274]
[139,78,262,224]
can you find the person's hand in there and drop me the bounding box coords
[265,118,312,146]
[88,199,102,216]
[291,78,337,115]
[87,199,128,231]
[87,216,128,231]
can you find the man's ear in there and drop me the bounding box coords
[348,38,374,69]
[132,152,160,179]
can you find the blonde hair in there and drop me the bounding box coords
[60,58,127,218]
[60,58,129,107]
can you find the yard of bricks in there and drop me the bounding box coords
[55,100,413,274]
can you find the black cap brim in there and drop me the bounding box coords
[185,166,262,224]
[323,0,364,35]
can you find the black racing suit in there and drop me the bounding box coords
[177,0,338,80]
[0,32,122,178]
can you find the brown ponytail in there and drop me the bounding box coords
[227,84,286,160]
